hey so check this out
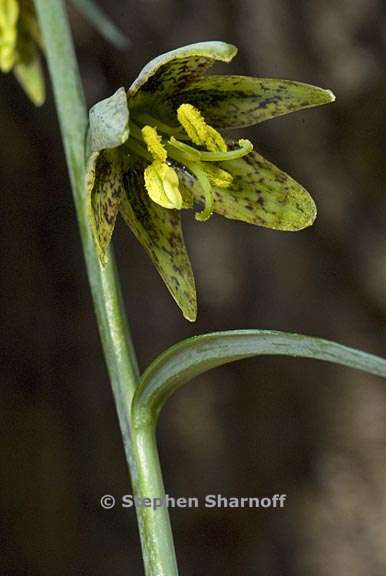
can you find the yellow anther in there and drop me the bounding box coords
[141,125,167,162]
[0,0,19,72]
[202,164,233,189]
[205,125,227,153]
[177,103,227,153]
[144,160,183,210]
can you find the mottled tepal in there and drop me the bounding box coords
[0,0,45,105]
[86,41,335,321]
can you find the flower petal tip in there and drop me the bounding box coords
[325,88,336,103]
[210,41,238,62]
[183,308,198,322]
[315,87,336,105]
[295,196,317,231]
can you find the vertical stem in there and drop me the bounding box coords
[33,1,179,575]
[33,0,139,468]
[131,424,179,576]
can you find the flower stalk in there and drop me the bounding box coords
[33,1,178,575]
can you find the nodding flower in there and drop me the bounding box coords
[0,0,45,105]
[86,41,335,321]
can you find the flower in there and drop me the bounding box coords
[0,0,45,105]
[86,41,335,321]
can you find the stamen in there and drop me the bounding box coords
[125,138,153,162]
[177,103,227,152]
[202,164,233,189]
[141,125,167,162]
[136,113,182,136]
[128,121,143,141]
[144,160,183,210]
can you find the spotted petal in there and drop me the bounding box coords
[119,163,197,322]
[86,149,124,264]
[13,16,45,106]
[128,41,237,100]
[175,76,335,129]
[180,149,316,231]
[14,46,45,106]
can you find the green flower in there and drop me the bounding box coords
[86,41,335,321]
[0,0,45,105]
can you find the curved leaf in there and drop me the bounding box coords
[132,330,386,426]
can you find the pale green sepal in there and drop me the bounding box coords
[177,76,335,129]
[119,165,197,321]
[88,86,129,153]
[86,149,124,264]
[14,48,45,106]
[128,42,237,98]
[69,0,130,50]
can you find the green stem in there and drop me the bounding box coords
[131,425,179,576]
[34,1,178,575]
[130,329,386,572]
[33,0,138,458]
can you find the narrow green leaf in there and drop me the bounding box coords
[132,330,386,426]
[70,0,130,50]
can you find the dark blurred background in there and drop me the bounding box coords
[1,1,386,574]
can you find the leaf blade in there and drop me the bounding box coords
[132,330,386,426]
